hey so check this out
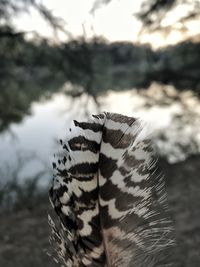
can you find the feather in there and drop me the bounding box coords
[49,112,175,267]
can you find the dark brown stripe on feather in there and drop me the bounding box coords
[106,112,136,126]
[68,136,100,153]
[92,114,105,119]
[74,120,102,132]
[69,162,99,175]
[99,153,117,179]
[102,128,133,149]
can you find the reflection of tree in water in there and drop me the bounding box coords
[61,82,200,162]
[1,0,200,132]
[0,151,48,211]
[61,82,101,118]
[1,0,200,128]
[137,83,200,162]
[1,0,200,162]
[1,37,200,132]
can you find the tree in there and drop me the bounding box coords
[91,0,200,38]
[0,0,65,38]
[136,0,200,35]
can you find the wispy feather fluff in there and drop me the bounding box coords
[49,112,175,267]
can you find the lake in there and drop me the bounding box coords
[0,82,200,186]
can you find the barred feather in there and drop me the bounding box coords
[49,112,175,267]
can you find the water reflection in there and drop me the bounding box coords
[0,92,98,185]
[0,83,200,185]
[101,83,200,162]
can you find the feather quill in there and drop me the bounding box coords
[49,112,175,267]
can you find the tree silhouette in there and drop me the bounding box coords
[0,0,65,38]
[136,0,200,34]
[91,0,200,36]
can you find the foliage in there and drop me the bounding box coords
[0,0,200,133]
[136,0,200,33]
[1,32,200,132]
[0,0,64,34]
[91,0,200,36]
[0,175,47,213]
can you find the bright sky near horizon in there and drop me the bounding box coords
[14,0,200,48]
[14,0,141,41]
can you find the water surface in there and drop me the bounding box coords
[1,84,199,185]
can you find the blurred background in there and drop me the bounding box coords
[0,0,200,266]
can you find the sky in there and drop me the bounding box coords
[13,0,200,48]
[14,0,142,41]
